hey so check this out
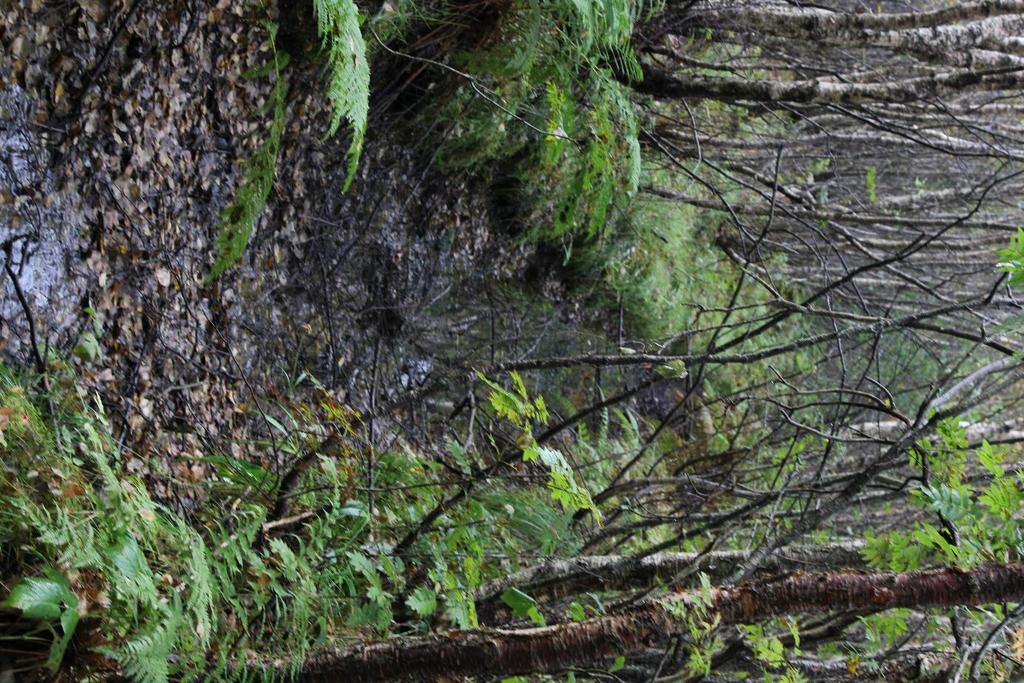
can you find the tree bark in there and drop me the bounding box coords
[654,0,1024,38]
[475,542,866,624]
[281,563,1024,681]
[634,65,1024,106]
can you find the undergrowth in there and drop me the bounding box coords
[594,198,727,339]
[0,363,367,681]
[433,0,643,250]
[207,0,679,339]
[0,362,632,681]
[204,0,759,343]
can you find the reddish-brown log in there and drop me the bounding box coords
[284,563,1024,681]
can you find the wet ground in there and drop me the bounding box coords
[0,0,604,509]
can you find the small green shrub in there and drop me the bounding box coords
[0,363,215,680]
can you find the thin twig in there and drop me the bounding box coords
[368,26,578,144]
[3,241,47,377]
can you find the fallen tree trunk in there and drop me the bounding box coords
[283,563,1024,681]
[475,542,866,624]
[633,65,1024,106]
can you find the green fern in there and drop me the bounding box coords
[98,599,183,683]
[208,70,289,281]
[431,0,642,251]
[1,362,386,681]
[182,525,216,647]
[207,0,372,280]
[313,0,370,191]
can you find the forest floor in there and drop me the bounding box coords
[0,0,613,514]
[7,1,1024,681]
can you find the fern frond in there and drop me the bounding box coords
[98,598,182,683]
[183,528,215,647]
[208,74,289,281]
[313,0,370,191]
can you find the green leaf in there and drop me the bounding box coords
[609,655,625,672]
[860,609,909,650]
[524,444,601,520]
[367,584,392,605]
[981,478,1021,519]
[406,586,438,618]
[204,453,271,488]
[55,605,80,670]
[338,499,370,518]
[926,483,974,521]
[977,440,1004,477]
[444,591,478,629]
[533,395,549,423]
[500,587,536,615]
[3,572,76,622]
[865,166,877,202]
[108,533,152,583]
[523,443,541,463]
[2,571,80,671]
[464,555,481,590]
[656,359,687,379]
[785,617,801,649]
[527,605,545,625]
[348,551,377,579]
[264,414,291,437]
[914,523,958,561]
[105,532,159,606]
[208,73,288,281]
[997,227,1024,285]
[510,371,529,400]
[241,51,291,79]
[500,587,545,625]
[568,601,586,622]
[73,332,102,364]
[478,372,532,423]
[447,438,472,475]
